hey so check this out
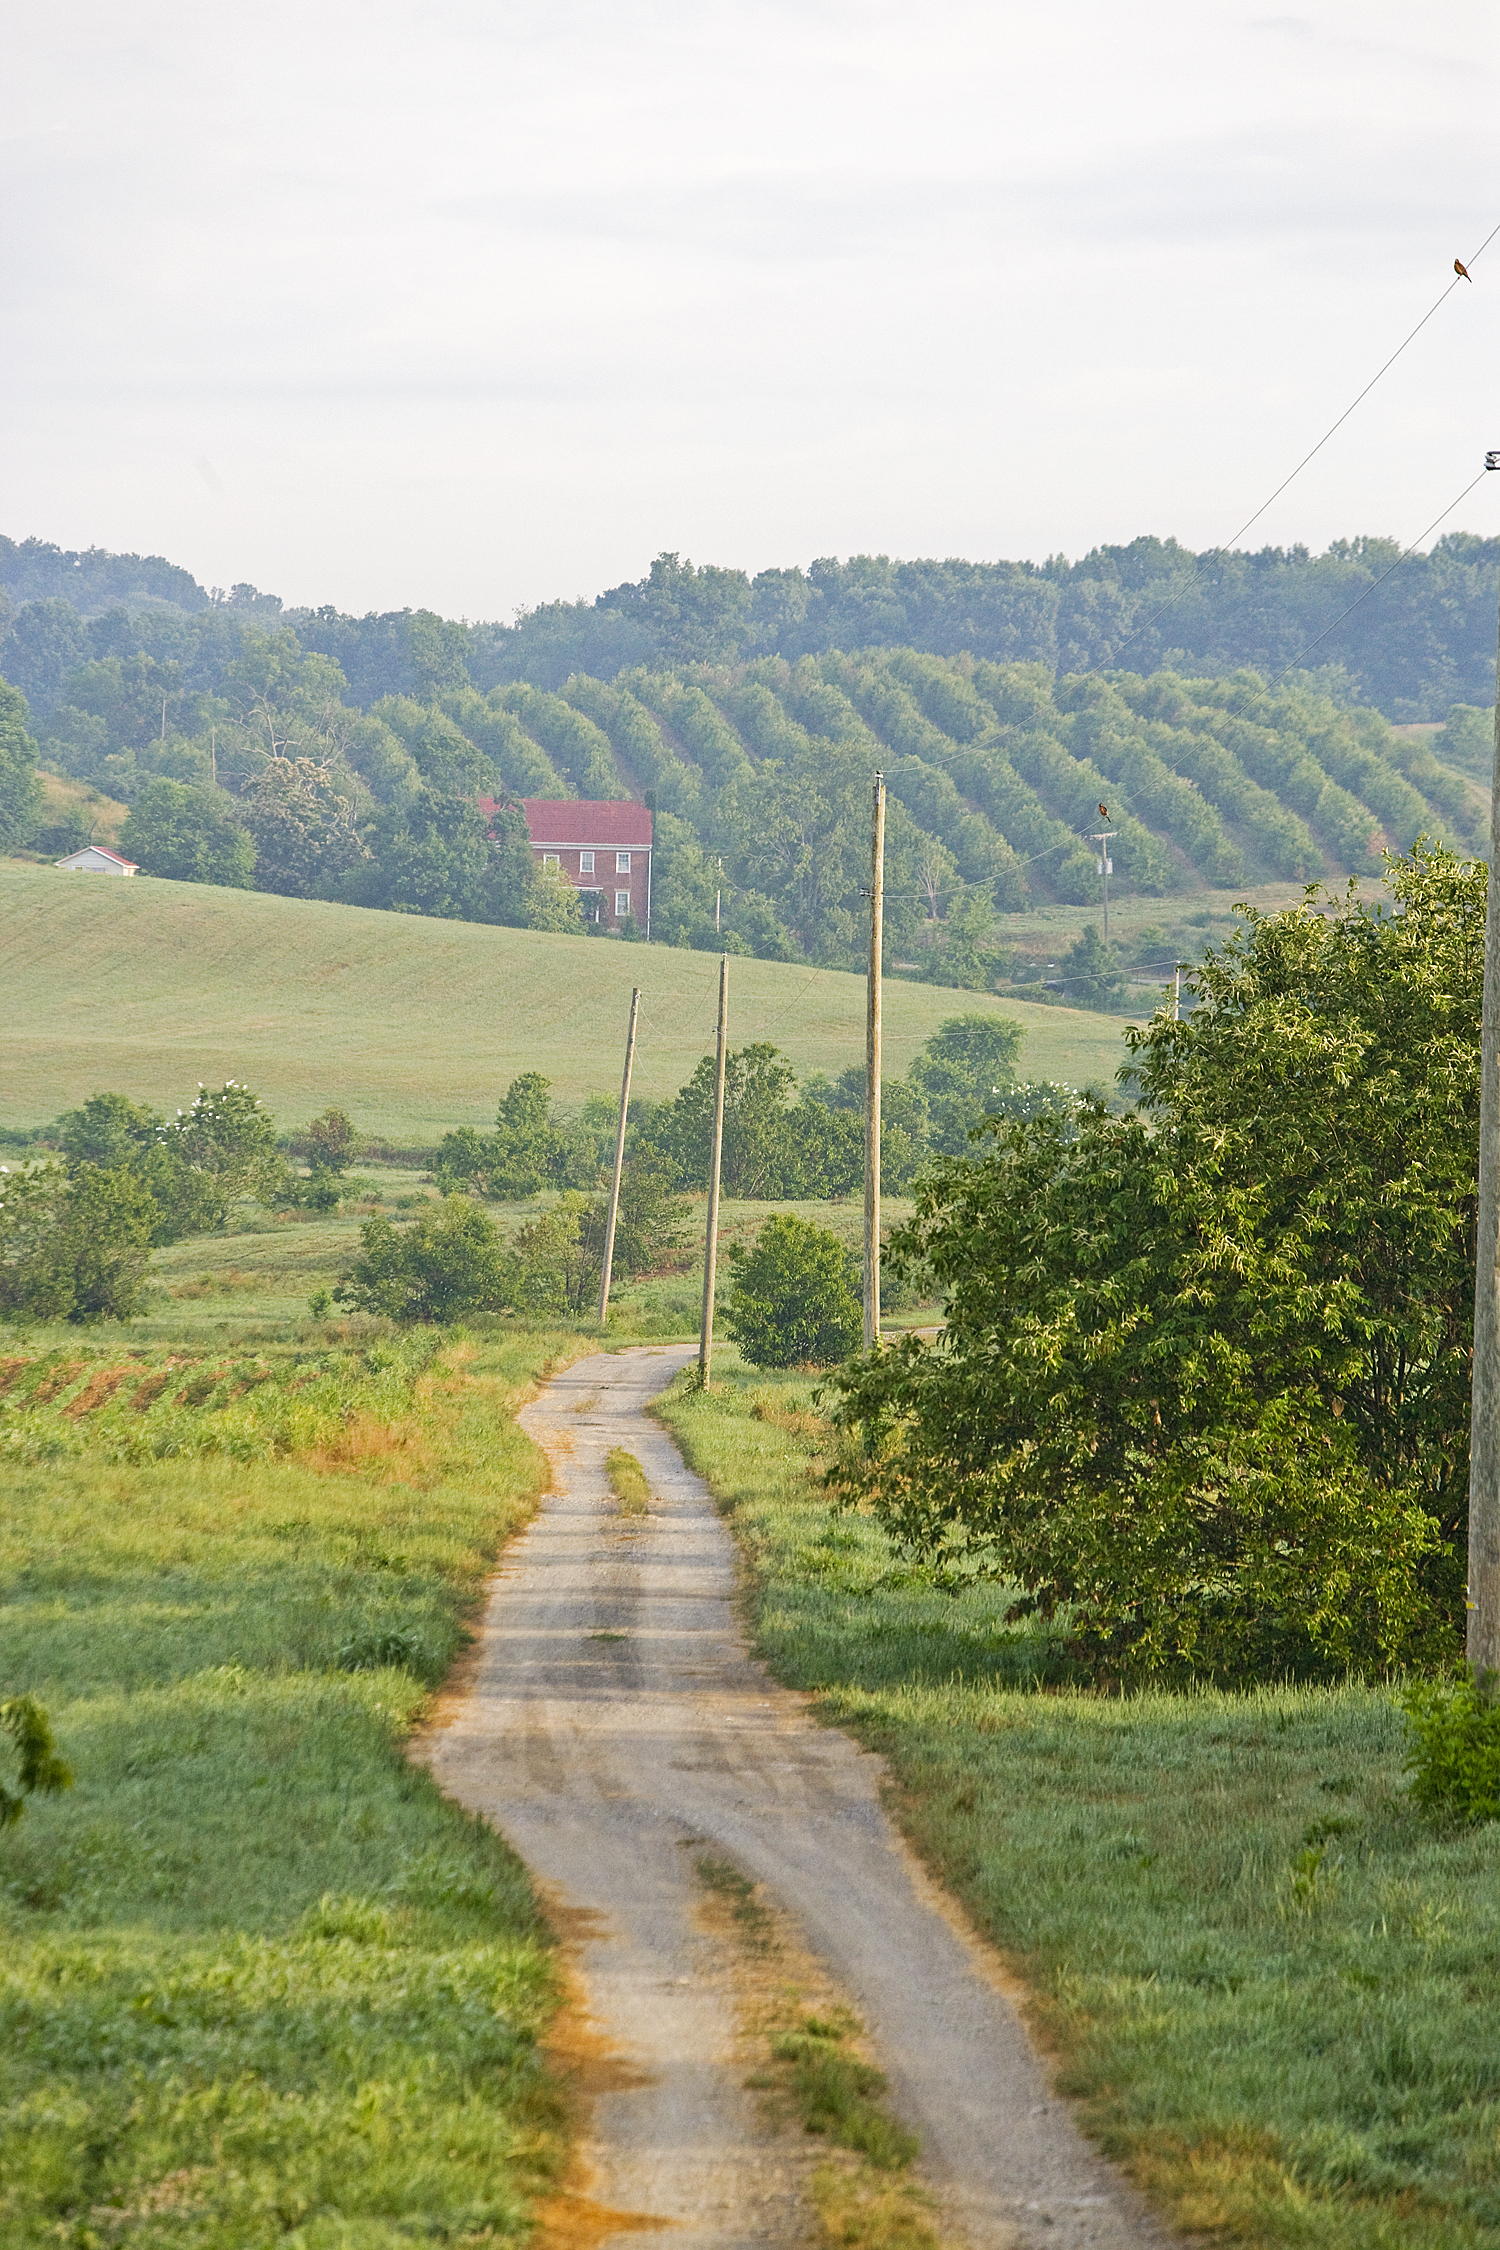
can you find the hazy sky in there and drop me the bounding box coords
[4,0,1497,619]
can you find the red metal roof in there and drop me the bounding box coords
[486,798,653,848]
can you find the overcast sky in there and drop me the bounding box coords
[3,1,1497,619]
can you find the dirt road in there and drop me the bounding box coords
[423,1346,1167,2250]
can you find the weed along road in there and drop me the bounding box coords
[423,1347,1165,2250]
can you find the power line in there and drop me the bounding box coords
[1100,219,1500,669]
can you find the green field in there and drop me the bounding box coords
[0,859,1131,1137]
[658,1360,1500,2250]
[0,1326,580,2247]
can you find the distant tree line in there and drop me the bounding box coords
[5,529,1497,719]
[433,1014,1052,1208]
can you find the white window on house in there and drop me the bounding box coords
[542,852,560,869]
[615,890,631,917]
[579,850,595,873]
[616,850,631,873]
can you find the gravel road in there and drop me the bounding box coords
[422,1345,1169,2250]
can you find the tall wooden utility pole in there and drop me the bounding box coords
[1468,593,1500,1672]
[699,954,729,1387]
[864,774,886,1352]
[597,986,641,1326]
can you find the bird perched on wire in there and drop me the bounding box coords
[1098,802,1109,820]
[1456,258,1473,282]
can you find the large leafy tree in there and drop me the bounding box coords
[0,677,41,848]
[830,847,1480,1681]
[246,755,366,897]
[120,777,256,887]
[907,1013,1024,1154]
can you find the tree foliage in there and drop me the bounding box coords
[828,847,1480,1682]
[0,1696,72,1830]
[725,1214,863,1368]
[50,1081,282,1245]
[120,777,255,886]
[334,1197,513,1323]
[435,1074,562,1200]
[0,1162,159,1323]
[10,552,1488,983]
[0,677,41,849]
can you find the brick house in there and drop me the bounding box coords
[485,799,654,935]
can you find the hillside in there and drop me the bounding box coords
[10,585,1489,980]
[0,861,1129,1139]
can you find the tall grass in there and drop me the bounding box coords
[1,1329,576,2247]
[658,1357,1500,2250]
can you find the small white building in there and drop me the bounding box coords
[55,845,138,876]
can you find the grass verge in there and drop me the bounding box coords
[657,1353,1500,2250]
[604,1448,652,1517]
[1,1326,581,2248]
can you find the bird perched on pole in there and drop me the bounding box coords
[1456,258,1474,282]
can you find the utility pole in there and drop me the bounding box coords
[1468,569,1500,1672]
[864,774,886,1352]
[596,986,641,1326]
[1172,964,1181,1022]
[699,954,729,1387]
[1089,825,1117,944]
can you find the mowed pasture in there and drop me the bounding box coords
[0,859,1129,1135]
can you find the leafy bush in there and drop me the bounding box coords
[52,1081,282,1242]
[335,1196,513,1323]
[0,1161,159,1323]
[435,1073,561,1198]
[1403,1669,1500,1824]
[726,1214,862,1369]
[0,1695,72,1828]
[281,1106,360,1210]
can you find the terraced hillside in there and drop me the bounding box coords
[495,653,1488,898]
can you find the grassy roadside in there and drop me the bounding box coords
[0,1326,582,2248]
[656,1355,1500,2250]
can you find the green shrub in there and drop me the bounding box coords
[0,1695,73,1828]
[726,1214,862,1369]
[1402,1668,1500,1823]
[0,1161,159,1323]
[334,1196,513,1322]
